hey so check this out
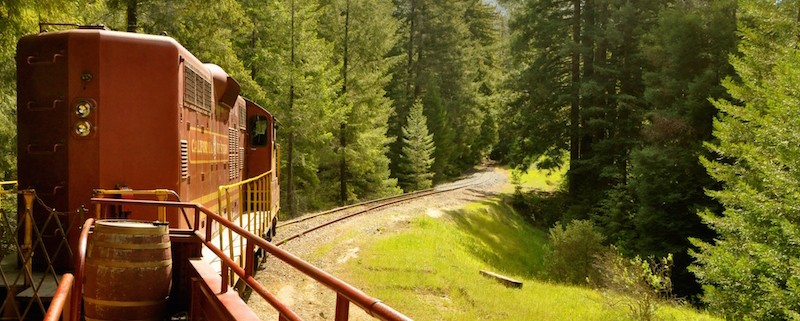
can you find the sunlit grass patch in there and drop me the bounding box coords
[338,200,720,320]
[505,157,567,192]
[309,229,359,258]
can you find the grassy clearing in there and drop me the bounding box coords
[339,200,719,321]
[506,159,568,193]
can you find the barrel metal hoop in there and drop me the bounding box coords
[95,225,167,235]
[85,259,172,268]
[89,241,171,250]
[85,317,161,321]
[84,297,165,307]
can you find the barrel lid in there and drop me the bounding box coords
[96,219,167,229]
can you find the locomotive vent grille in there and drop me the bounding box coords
[239,104,246,130]
[180,140,189,179]
[228,128,239,180]
[239,147,245,176]
[184,64,212,114]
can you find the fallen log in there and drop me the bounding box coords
[479,270,523,289]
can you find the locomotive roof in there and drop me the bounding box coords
[19,28,209,79]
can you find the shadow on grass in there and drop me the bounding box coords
[445,199,548,279]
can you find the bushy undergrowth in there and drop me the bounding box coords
[544,220,605,285]
[543,220,677,321]
[510,190,567,228]
[593,248,674,321]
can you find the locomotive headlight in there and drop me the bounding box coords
[75,101,92,118]
[75,121,92,137]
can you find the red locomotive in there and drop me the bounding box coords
[12,26,410,321]
[16,26,280,269]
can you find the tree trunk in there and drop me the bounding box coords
[251,30,257,79]
[569,0,581,198]
[287,0,297,217]
[414,2,424,100]
[339,0,350,205]
[126,0,138,32]
[406,0,416,102]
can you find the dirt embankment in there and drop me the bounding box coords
[248,167,510,320]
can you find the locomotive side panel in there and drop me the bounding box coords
[181,62,218,217]
[182,65,247,224]
[66,32,101,225]
[16,33,74,269]
[97,32,181,222]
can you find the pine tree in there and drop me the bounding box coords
[501,0,573,169]
[109,0,264,102]
[691,1,800,319]
[317,0,402,204]
[504,0,663,216]
[242,0,341,215]
[626,0,736,298]
[398,101,434,191]
[388,0,503,181]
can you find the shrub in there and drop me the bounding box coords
[544,220,605,284]
[509,190,566,228]
[593,247,673,321]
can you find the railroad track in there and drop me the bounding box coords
[274,170,492,246]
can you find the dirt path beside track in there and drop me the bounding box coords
[248,166,511,320]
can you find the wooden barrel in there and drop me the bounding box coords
[84,219,172,321]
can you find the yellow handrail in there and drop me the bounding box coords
[0,181,18,195]
[217,170,274,287]
[93,189,178,221]
[218,171,271,190]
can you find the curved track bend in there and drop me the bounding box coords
[274,170,493,246]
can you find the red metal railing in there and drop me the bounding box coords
[89,198,412,321]
[42,274,72,321]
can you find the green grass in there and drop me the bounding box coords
[335,200,719,321]
[508,161,567,192]
[310,229,359,258]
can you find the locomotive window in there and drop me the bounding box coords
[250,116,269,147]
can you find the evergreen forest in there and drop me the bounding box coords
[3,0,800,319]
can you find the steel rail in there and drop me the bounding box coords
[90,198,413,321]
[276,187,435,228]
[278,172,488,229]
[275,190,438,246]
[275,173,488,246]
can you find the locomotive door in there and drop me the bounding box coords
[244,100,273,178]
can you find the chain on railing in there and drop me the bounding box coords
[0,181,77,320]
[217,171,274,287]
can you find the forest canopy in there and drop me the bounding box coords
[3,0,800,319]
